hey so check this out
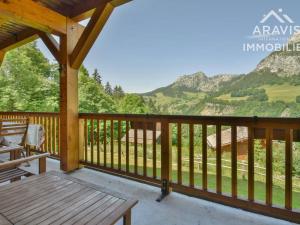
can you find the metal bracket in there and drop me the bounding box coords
[156,179,169,202]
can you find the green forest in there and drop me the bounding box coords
[0,42,154,114]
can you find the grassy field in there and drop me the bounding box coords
[215,83,300,103]
[262,83,300,102]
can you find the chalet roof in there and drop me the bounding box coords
[121,129,161,145]
[207,127,248,149]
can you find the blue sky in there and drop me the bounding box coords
[37,0,300,93]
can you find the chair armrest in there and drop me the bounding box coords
[0,153,50,170]
[0,146,23,154]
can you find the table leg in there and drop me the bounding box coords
[123,210,131,225]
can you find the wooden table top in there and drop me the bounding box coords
[0,171,138,225]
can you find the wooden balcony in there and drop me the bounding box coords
[1,111,299,223]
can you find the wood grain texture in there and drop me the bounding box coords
[0,50,5,66]
[0,171,137,225]
[59,20,81,172]
[39,32,61,63]
[0,0,67,35]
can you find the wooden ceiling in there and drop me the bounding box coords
[0,0,130,52]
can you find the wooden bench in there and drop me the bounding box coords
[0,153,50,183]
[0,118,49,183]
[0,171,138,225]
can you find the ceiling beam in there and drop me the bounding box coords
[38,32,61,63]
[70,3,114,69]
[0,0,67,35]
[71,0,131,22]
[0,29,38,52]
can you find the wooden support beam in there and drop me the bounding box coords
[0,50,5,66]
[39,32,61,63]
[0,29,38,52]
[0,0,67,35]
[71,0,131,21]
[59,20,82,172]
[70,3,114,69]
[0,28,83,54]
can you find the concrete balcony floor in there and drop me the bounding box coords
[0,155,297,225]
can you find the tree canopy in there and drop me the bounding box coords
[0,42,151,114]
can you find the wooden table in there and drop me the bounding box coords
[0,171,138,225]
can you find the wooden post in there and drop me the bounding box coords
[59,19,82,171]
[157,120,172,201]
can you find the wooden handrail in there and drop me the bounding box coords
[1,111,300,223]
[78,113,300,128]
[0,153,49,170]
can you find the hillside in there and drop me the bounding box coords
[143,33,300,117]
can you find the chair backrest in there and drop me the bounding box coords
[0,118,29,147]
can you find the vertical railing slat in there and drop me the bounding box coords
[285,128,293,210]
[110,120,114,168]
[126,121,129,173]
[103,120,107,167]
[231,125,237,198]
[248,127,254,201]
[134,127,138,174]
[216,124,222,194]
[153,123,157,179]
[84,119,87,164]
[97,120,100,166]
[177,123,182,185]
[52,116,55,155]
[202,124,207,191]
[58,116,60,156]
[118,120,122,170]
[91,119,94,164]
[266,128,273,206]
[143,122,147,177]
[189,123,194,188]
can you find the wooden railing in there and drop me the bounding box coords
[0,112,299,223]
[79,113,300,223]
[0,112,60,158]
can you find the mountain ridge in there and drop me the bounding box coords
[142,32,300,117]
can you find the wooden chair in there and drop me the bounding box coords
[0,118,50,183]
[0,118,29,160]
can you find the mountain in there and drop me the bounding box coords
[144,72,237,97]
[142,33,300,117]
[255,32,300,77]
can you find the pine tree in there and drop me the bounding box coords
[92,68,102,85]
[105,82,113,95]
[113,85,125,99]
[118,86,125,98]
